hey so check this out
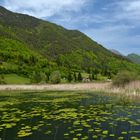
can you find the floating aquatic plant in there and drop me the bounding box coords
[0,91,140,140]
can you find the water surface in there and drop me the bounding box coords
[0,91,140,140]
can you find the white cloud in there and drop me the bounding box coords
[3,0,87,18]
[114,0,140,22]
[122,0,140,13]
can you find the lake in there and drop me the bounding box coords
[0,91,140,140]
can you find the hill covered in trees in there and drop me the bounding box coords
[0,6,140,83]
[127,53,140,65]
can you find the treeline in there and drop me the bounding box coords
[29,71,86,84]
[27,68,112,84]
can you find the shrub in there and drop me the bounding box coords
[30,71,42,83]
[113,71,138,87]
[49,71,61,84]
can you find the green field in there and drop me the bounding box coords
[4,74,30,84]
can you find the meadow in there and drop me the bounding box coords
[0,90,140,140]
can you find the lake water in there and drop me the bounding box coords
[0,91,140,140]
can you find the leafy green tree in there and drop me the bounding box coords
[107,71,112,79]
[87,67,91,74]
[49,71,61,84]
[40,72,47,83]
[29,55,37,65]
[78,72,82,82]
[73,72,77,82]
[30,71,42,83]
[89,74,92,81]
[92,69,99,80]
[92,72,95,80]
[67,72,73,82]
[0,74,6,84]
[45,74,49,83]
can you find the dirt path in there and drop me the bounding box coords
[0,83,110,91]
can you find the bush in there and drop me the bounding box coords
[113,71,138,87]
[30,71,42,83]
[49,71,61,84]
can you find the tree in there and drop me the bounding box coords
[68,72,73,82]
[45,74,49,83]
[49,71,61,84]
[29,55,37,65]
[40,72,47,83]
[74,72,77,82]
[107,71,112,79]
[92,72,95,80]
[92,69,99,80]
[78,72,82,82]
[30,71,42,83]
[89,74,92,81]
[0,74,6,84]
[87,67,91,74]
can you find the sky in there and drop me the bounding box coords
[0,0,140,55]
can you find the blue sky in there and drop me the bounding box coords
[1,0,140,55]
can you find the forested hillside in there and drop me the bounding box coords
[0,6,140,83]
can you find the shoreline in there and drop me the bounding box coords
[0,82,139,99]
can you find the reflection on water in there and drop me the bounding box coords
[0,91,140,140]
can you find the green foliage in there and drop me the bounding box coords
[89,74,92,81]
[78,72,82,82]
[30,71,42,83]
[67,72,73,82]
[0,74,6,84]
[30,71,50,84]
[73,72,77,82]
[113,71,139,87]
[92,69,99,80]
[49,71,61,84]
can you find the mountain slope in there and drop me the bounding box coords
[127,53,140,64]
[0,6,140,79]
